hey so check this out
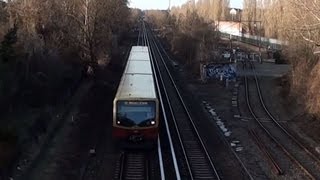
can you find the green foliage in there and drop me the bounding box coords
[0,25,18,63]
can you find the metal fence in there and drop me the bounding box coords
[220,32,285,50]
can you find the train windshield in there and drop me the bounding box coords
[116,101,156,127]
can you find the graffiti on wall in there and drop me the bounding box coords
[206,64,237,80]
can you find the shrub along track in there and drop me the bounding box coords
[11,62,128,180]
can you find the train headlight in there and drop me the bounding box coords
[117,121,121,125]
[151,120,155,125]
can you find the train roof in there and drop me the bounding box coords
[115,46,157,100]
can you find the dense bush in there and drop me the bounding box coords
[0,25,17,63]
[0,0,132,115]
[146,8,219,75]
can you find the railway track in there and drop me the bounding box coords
[244,60,320,179]
[143,21,180,180]
[146,26,221,180]
[113,151,151,180]
[150,31,254,180]
[137,22,146,46]
[137,24,142,46]
[248,129,283,175]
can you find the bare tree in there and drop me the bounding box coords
[284,0,320,45]
[0,1,9,41]
[258,0,320,116]
[4,0,129,64]
[195,0,229,22]
[148,4,219,75]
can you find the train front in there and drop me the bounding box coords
[112,98,159,145]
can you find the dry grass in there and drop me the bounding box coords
[0,31,4,42]
[283,43,320,136]
[0,24,9,43]
[290,60,310,102]
[283,43,315,106]
[306,61,320,116]
[293,113,320,143]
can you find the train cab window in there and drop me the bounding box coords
[116,101,156,127]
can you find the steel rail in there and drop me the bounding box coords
[147,26,221,180]
[251,61,320,166]
[146,26,193,179]
[137,25,141,46]
[152,31,254,180]
[118,151,150,180]
[244,64,316,179]
[248,129,283,175]
[143,22,181,180]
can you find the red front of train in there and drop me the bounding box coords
[112,99,159,144]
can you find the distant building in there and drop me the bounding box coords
[216,21,242,36]
[227,8,242,22]
[214,8,243,36]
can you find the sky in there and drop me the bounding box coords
[129,0,243,10]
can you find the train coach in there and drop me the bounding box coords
[112,46,159,146]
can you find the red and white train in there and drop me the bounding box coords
[112,46,159,146]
